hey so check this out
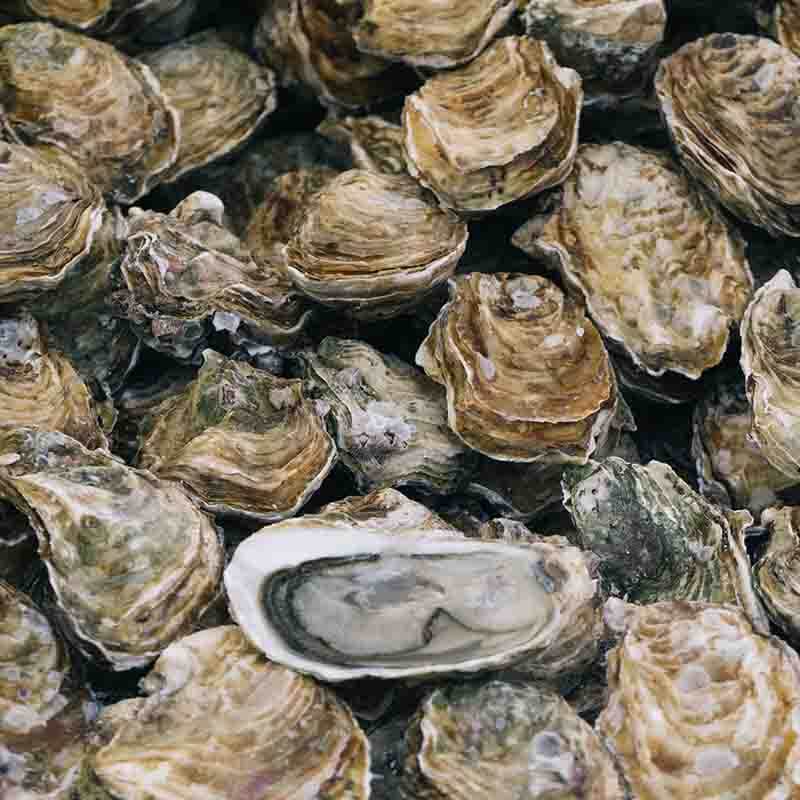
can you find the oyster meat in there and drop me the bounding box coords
[317,114,406,175]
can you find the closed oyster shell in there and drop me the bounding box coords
[655,33,800,237]
[140,31,277,183]
[90,625,370,800]
[416,273,617,464]
[512,142,753,380]
[402,37,581,214]
[562,457,768,632]
[317,115,406,175]
[775,0,800,56]
[401,681,624,800]
[285,169,468,320]
[225,488,600,682]
[0,427,223,670]
[0,23,179,204]
[597,600,800,799]
[296,337,475,494]
[138,350,337,523]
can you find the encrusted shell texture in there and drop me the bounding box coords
[317,115,406,175]
[402,36,582,213]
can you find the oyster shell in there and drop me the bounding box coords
[562,457,768,631]
[140,31,277,183]
[0,314,107,450]
[138,350,337,522]
[317,115,406,175]
[0,23,179,204]
[775,0,800,56]
[512,142,753,381]
[0,504,38,586]
[402,37,582,214]
[416,272,618,463]
[740,270,800,480]
[597,600,800,799]
[225,489,600,682]
[0,427,223,670]
[285,169,468,320]
[89,625,370,799]
[296,337,475,495]
[655,33,800,237]
[401,681,624,799]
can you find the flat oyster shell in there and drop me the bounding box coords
[655,33,800,237]
[296,337,475,495]
[0,23,179,204]
[140,31,277,183]
[0,427,223,670]
[90,625,369,800]
[401,681,624,799]
[285,169,468,320]
[138,350,337,523]
[740,270,800,479]
[317,115,406,175]
[225,488,600,682]
[597,600,800,799]
[402,36,581,214]
[562,457,768,632]
[512,142,753,380]
[416,272,618,463]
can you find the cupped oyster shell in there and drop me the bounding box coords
[655,33,800,237]
[317,115,406,175]
[0,23,179,204]
[89,625,370,800]
[416,272,618,463]
[225,489,600,682]
[512,142,753,381]
[402,36,581,214]
[138,350,337,523]
[0,427,223,670]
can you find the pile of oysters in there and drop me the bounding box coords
[6,1,800,798]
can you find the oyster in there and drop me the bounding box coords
[740,270,800,480]
[0,504,37,585]
[562,457,768,631]
[138,350,337,522]
[285,170,468,320]
[512,143,753,381]
[0,427,223,670]
[597,600,800,799]
[775,0,800,56]
[416,273,618,463]
[0,314,107,450]
[140,31,277,183]
[88,625,370,799]
[296,337,475,495]
[225,489,600,682]
[402,37,581,214]
[0,23,179,204]
[655,34,800,237]
[317,115,406,175]
[401,681,624,799]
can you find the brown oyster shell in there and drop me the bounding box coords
[416,272,618,463]
[775,0,800,55]
[285,169,468,320]
[402,36,582,214]
[140,31,277,183]
[317,115,406,175]
[0,427,223,670]
[655,33,800,237]
[138,350,337,523]
[90,625,370,799]
[0,23,179,204]
[513,142,753,380]
[597,600,800,799]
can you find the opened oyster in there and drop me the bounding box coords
[285,170,468,319]
[87,625,370,799]
[138,350,336,522]
[317,115,406,175]
[402,681,624,799]
[597,600,800,799]
[0,427,223,670]
[417,273,618,463]
[513,142,753,381]
[402,37,581,214]
[0,23,179,204]
[562,457,768,631]
[226,489,600,682]
[655,33,800,236]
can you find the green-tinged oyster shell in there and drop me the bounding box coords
[317,115,406,175]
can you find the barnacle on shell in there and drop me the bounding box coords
[317,114,406,174]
